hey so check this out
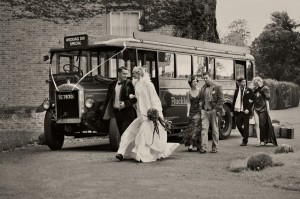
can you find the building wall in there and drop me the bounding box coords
[0,2,108,141]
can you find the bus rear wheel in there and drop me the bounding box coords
[219,104,232,140]
[44,110,64,150]
[109,118,120,151]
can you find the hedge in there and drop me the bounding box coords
[264,79,300,110]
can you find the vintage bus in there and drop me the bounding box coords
[37,31,255,151]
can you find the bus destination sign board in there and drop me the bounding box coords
[64,34,88,49]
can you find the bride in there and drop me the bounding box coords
[116,66,180,163]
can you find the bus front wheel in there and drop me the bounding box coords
[44,110,64,150]
[219,104,232,140]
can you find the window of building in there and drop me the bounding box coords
[215,58,234,80]
[109,11,140,36]
[176,54,191,78]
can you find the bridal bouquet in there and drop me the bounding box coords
[147,108,172,144]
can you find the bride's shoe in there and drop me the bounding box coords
[188,145,193,152]
[256,141,261,147]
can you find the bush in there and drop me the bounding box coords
[264,79,300,110]
[274,144,294,154]
[247,152,273,171]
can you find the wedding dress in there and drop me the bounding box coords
[117,74,180,162]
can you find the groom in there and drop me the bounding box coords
[232,77,254,146]
[103,66,137,138]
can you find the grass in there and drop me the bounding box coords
[230,150,300,192]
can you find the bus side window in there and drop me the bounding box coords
[246,61,254,81]
[235,60,246,80]
[208,57,215,78]
[158,52,175,78]
[107,52,117,78]
[137,50,156,78]
[91,53,99,76]
[176,54,191,78]
[192,56,207,78]
[99,52,106,77]
[98,51,117,78]
[215,58,234,80]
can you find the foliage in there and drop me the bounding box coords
[263,79,300,110]
[274,144,294,154]
[3,0,219,42]
[221,19,250,46]
[2,0,106,23]
[247,152,273,171]
[250,11,300,85]
[168,0,219,42]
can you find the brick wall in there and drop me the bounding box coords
[0,2,108,145]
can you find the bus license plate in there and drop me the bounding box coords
[58,94,75,100]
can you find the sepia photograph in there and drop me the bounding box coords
[0,0,299,198]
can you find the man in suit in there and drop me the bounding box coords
[199,72,224,154]
[103,66,137,136]
[232,77,254,146]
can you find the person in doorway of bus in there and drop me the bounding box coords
[181,75,202,152]
[115,66,180,162]
[231,77,254,146]
[198,72,224,154]
[102,66,137,137]
[252,76,277,147]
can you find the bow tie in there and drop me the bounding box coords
[118,81,123,85]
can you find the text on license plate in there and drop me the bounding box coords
[58,94,75,100]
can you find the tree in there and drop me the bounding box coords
[170,0,219,42]
[220,19,250,46]
[251,11,300,85]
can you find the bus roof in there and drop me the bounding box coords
[50,31,254,60]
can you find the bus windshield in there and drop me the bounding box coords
[50,49,136,78]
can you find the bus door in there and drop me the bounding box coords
[137,50,159,93]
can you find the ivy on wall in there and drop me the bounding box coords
[3,0,219,42]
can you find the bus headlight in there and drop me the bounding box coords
[85,98,94,108]
[43,99,50,110]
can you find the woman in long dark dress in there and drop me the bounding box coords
[252,76,278,147]
[181,76,201,151]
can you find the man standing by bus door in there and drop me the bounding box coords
[231,77,254,146]
[199,72,224,154]
[103,66,137,136]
